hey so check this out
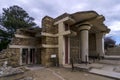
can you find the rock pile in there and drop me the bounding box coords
[0,61,24,77]
[19,77,33,80]
[113,66,120,73]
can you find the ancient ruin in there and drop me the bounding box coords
[0,11,110,67]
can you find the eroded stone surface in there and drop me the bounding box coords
[0,67,24,77]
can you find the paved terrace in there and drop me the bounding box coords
[64,59,120,79]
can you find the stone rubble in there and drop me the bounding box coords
[19,77,33,80]
[0,61,24,77]
[113,66,120,73]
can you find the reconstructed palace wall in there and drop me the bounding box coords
[41,16,58,66]
[0,11,109,67]
[0,29,41,67]
[89,33,97,56]
[70,35,80,63]
[10,37,37,46]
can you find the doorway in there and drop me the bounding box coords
[22,48,36,65]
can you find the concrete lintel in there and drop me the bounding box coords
[9,45,41,48]
[15,34,34,38]
[41,30,71,37]
[54,16,75,25]
[41,32,57,37]
[42,44,58,48]
[56,30,71,36]
[69,30,77,36]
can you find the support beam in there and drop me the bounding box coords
[15,34,34,38]
[42,44,58,48]
[58,22,65,65]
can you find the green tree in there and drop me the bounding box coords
[0,29,11,51]
[0,5,36,36]
[0,5,37,51]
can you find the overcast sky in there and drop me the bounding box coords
[0,0,120,44]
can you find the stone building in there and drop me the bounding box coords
[0,11,110,67]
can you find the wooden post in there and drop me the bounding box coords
[70,58,74,71]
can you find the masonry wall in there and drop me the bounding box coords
[0,48,20,67]
[106,47,120,55]
[70,35,80,63]
[41,48,58,66]
[0,29,42,67]
[89,33,97,56]
[42,16,58,34]
[8,48,20,67]
[41,16,58,66]
[42,36,58,45]
[10,37,37,46]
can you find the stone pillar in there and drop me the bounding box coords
[58,22,65,65]
[96,33,105,57]
[79,25,91,62]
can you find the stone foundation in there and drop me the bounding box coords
[41,48,58,67]
[0,48,20,67]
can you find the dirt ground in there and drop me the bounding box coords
[0,67,116,80]
[24,67,115,80]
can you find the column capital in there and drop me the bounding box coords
[78,24,91,31]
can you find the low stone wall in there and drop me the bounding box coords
[106,47,120,55]
[0,48,20,67]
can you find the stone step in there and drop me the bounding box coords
[75,64,90,71]
[104,55,120,59]
[89,68,120,79]
[98,60,120,65]
[64,63,103,71]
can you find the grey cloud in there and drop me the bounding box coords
[107,30,120,44]
[0,0,120,43]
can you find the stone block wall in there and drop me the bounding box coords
[41,16,58,66]
[36,48,41,64]
[35,38,42,47]
[42,36,58,45]
[0,28,42,67]
[10,37,37,46]
[0,16,59,67]
[41,48,58,66]
[106,47,120,55]
[15,29,35,37]
[42,16,58,34]
[0,48,20,67]
[70,36,80,63]
[89,33,97,56]
[7,48,20,67]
